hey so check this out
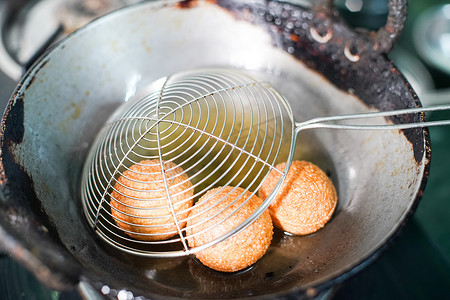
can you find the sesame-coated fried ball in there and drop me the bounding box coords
[258,160,337,235]
[187,186,273,272]
[110,159,193,241]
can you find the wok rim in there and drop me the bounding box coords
[0,0,432,299]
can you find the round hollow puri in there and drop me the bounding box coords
[259,160,337,235]
[187,186,273,272]
[110,159,194,241]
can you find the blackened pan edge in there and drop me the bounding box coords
[0,92,83,291]
[217,0,427,165]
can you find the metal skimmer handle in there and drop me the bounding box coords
[295,104,450,132]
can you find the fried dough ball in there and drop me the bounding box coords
[258,160,337,235]
[110,159,193,241]
[187,186,273,272]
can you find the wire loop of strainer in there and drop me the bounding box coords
[81,68,295,257]
[81,67,450,257]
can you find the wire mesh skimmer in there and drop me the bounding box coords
[81,67,450,257]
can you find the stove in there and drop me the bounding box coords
[1,1,450,299]
[0,0,141,81]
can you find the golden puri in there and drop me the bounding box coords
[110,159,193,241]
[258,160,337,235]
[187,186,273,272]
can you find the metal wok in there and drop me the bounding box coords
[0,0,429,299]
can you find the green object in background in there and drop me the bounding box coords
[415,111,450,259]
[0,254,80,300]
[402,0,450,261]
[334,220,450,299]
